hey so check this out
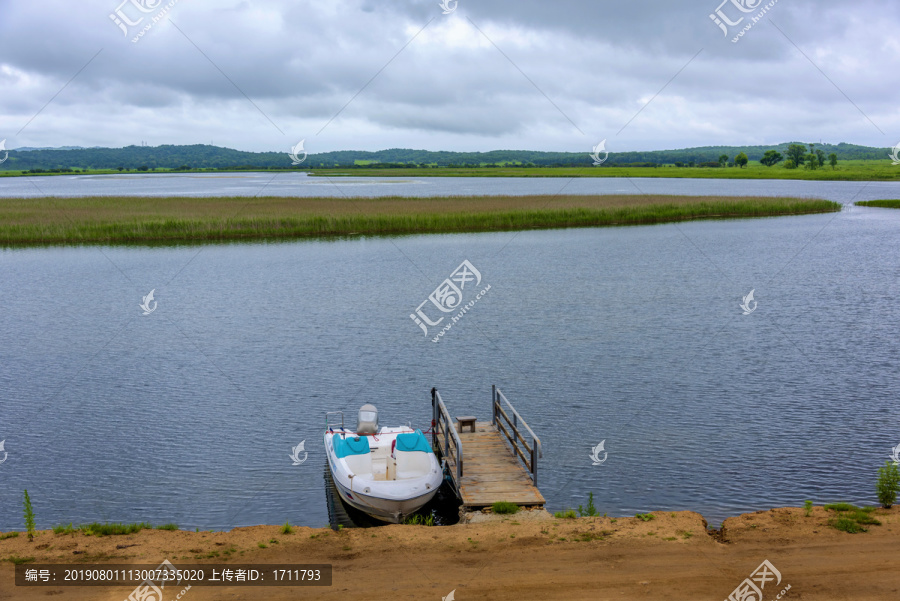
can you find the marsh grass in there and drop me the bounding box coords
[310,161,900,181]
[0,195,840,246]
[856,200,900,209]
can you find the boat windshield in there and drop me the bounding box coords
[359,410,377,423]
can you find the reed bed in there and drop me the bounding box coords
[0,194,840,245]
[856,200,900,209]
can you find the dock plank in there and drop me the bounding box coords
[435,421,545,509]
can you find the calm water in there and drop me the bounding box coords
[1,171,900,203]
[1,176,900,530]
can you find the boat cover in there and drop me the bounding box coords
[395,430,431,453]
[333,435,371,458]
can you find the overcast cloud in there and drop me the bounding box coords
[0,0,897,153]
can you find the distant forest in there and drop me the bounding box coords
[0,142,891,172]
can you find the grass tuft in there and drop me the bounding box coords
[402,514,435,526]
[491,502,519,515]
[824,503,881,533]
[80,522,154,536]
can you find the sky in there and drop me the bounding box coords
[0,0,898,154]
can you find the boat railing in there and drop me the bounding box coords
[492,385,542,486]
[431,387,463,484]
[325,411,345,436]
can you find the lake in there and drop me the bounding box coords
[1,175,899,531]
[1,171,899,203]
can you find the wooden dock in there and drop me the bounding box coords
[432,386,545,510]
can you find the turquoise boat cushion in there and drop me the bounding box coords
[333,435,370,458]
[395,430,431,453]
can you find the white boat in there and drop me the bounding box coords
[324,404,443,524]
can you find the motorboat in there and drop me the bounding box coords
[324,404,443,523]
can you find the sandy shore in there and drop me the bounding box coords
[2,505,898,600]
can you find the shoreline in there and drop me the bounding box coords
[3,164,900,181]
[2,504,898,600]
[0,195,840,246]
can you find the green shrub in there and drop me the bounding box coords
[876,460,900,508]
[635,513,654,522]
[491,501,519,515]
[6,555,35,565]
[823,502,856,512]
[804,500,813,517]
[280,521,293,535]
[155,524,178,531]
[577,493,599,517]
[554,509,577,519]
[23,490,35,542]
[0,532,20,540]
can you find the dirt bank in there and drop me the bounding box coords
[2,505,898,600]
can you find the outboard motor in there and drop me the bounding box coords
[357,404,378,435]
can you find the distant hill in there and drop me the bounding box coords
[0,142,891,172]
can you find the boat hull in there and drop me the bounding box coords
[330,472,438,523]
[324,428,443,524]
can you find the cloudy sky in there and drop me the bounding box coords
[1,0,897,154]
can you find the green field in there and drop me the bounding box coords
[3,160,896,181]
[0,194,840,246]
[311,160,900,181]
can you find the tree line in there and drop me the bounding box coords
[0,142,884,172]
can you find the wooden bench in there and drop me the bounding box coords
[456,416,477,433]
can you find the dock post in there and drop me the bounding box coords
[491,384,497,426]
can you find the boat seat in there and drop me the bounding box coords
[334,435,372,476]
[394,429,433,479]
